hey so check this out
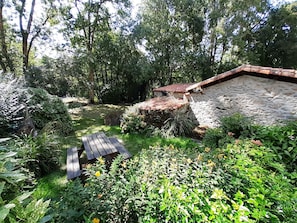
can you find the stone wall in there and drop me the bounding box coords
[190,75,297,127]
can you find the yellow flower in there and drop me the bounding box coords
[205,147,211,153]
[121,161,127,168]
[98,157,105,165]
[196,154,203,161]
[92,218,100,223]
[186,158,192,164]
[95,171,101,177]
[168,144,175,150]
[207,160,216,168]
[217,154,224,160]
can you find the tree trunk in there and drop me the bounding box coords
[88,63,95,104]
[22,32,29,73]
[0,0,14,73]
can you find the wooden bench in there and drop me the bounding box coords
[66,147,82,180]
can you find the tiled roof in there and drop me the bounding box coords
[153,83,196,93]
[139,97,188,111]
[187,65,297,91]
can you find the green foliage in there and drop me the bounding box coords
[161,109,199,138]
[0,146,29,202]
[28,88,73,135]
[49,179,90,222]
[218,141,297,222]
[120,104,149,134]
[202,128,226,149]
[203,114,297,173]
[0,76,73,136]
[6,193,51,223]
[11,132,62,178]
[248,2,297,68]
[220,113,253,138]
[121,103,199,138]
[0,76,30,136]
[51,141,296,222]
[0,141,50,223]
[252,121,297,172]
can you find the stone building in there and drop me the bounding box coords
[153,65,297,127]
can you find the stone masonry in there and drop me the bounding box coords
[190,75,297,127]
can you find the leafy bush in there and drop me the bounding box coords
[51,143,296,222]
[120,104,149,134]
[204,114,297,173]
[202,128,227,149]
[0,76,73,136]
[252,121,297,172]
[160,109,199,138]
[121,103,198,138]
[0,145,29,202]
[0,76,30,136]
[0,141,51,223]
[28,88,73,135]
[220,113,253,138]
[11,132,62,178]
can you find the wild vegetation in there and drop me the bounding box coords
[1,0,297,222]
[1,92,296,222]
[49,112,296,223]
[0,0,297,103]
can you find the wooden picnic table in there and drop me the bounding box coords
[67,132,132,180]
[82,132,118,161]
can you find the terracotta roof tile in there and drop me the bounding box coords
[139,97,188,111]
[187,65,297,91]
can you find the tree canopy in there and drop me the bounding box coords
[0,0,296,103]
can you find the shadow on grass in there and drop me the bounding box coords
[33,170,68,200]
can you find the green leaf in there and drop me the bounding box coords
[0,207,10,221]
[40,215,52,223]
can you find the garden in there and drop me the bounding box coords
[0,78,296,223]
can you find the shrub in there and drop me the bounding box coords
[160,109,199,138]
[0,76,30,136]
[104,110,123,126]
[120,104,149,134]
[202,128,227,149]
[52,143,296,222]
[220,113,253,138]
[252,121,297,172]
[11,132,62,178]
[0,76,73,136]
[0,141,50,223]
[0,144,29,202]
[27,88,73,135]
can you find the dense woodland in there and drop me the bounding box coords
[0,0,297,103]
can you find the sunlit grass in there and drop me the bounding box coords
[33,170,67,200]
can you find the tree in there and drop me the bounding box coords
[60,0,130,104]
[0,0,15,73]
[202,0,269,73]
[93,32,150,103]
[135,0,206,85]
[14,0,54,73]
[248,2,297,68]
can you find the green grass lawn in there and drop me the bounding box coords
[33,103,200,200]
